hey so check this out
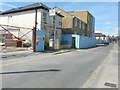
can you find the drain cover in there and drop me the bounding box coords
[104,82,117,88]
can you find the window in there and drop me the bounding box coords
[74,18,77,27]
[53,16,55,25]
[90,17,93,23]
[58,20,62,28]
[43,13,48,22]
[82,23,85,30]
[53,16,55,21]
[79,21,81,28]
[88,15,90,21]
[88,25,89,31]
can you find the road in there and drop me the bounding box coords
[1,44,117,88]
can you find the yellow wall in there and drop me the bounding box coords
[69,11,94,37]
[54,7,73,29]
[69,11,88,23]
[54,7,87,36]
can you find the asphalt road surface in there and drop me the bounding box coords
[1,44,116,88]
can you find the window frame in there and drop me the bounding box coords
[43,13,48,22]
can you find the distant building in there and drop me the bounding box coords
[95,33,108,44]
[69,11,95,37]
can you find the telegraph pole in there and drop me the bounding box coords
[53,16,56,51]
[33,9,37,52]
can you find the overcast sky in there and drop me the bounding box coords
[0,2,119,36]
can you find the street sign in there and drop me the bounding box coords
[49,9,56,16]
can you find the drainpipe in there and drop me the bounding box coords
[33,9,37,52]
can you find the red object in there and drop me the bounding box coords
[5,34,13,39]
[36,41,38,45]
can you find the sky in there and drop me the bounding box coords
[0,2,119,36]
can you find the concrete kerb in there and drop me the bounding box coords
[1,50,34,60]
[0,44,111,60]
[1,49,77,60]
[2,44,108,60]
[53,49,76,55]
[1,45,109,60]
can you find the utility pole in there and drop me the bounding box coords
[53,16,56,51]
[33,9,37,52]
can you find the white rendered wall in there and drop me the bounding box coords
[0,9,49,43]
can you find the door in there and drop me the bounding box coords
[72,37,75,48]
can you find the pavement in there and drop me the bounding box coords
[82,44,118,88]
[0,43,118,88]
[0,46,28,52]
[1,47,75,60]
[93,44,118,88]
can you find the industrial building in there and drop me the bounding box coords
[69,11,95,37]
[54,7,96,49]
[54,7,87,36]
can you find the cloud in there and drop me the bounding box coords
[105,21,112,25]
[107,26,111,29]
[0,2,17,8]
[110,27,118,36]
[96,27,118,36]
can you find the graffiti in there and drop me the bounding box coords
[37,35,44,40]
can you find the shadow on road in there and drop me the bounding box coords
[0,69,61,75]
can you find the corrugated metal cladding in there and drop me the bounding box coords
[61,34,96,49]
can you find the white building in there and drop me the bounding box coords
[0,3,64,50]
[95,33,108,44]
[0,2,50,46]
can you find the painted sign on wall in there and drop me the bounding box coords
[36,30,45,52]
